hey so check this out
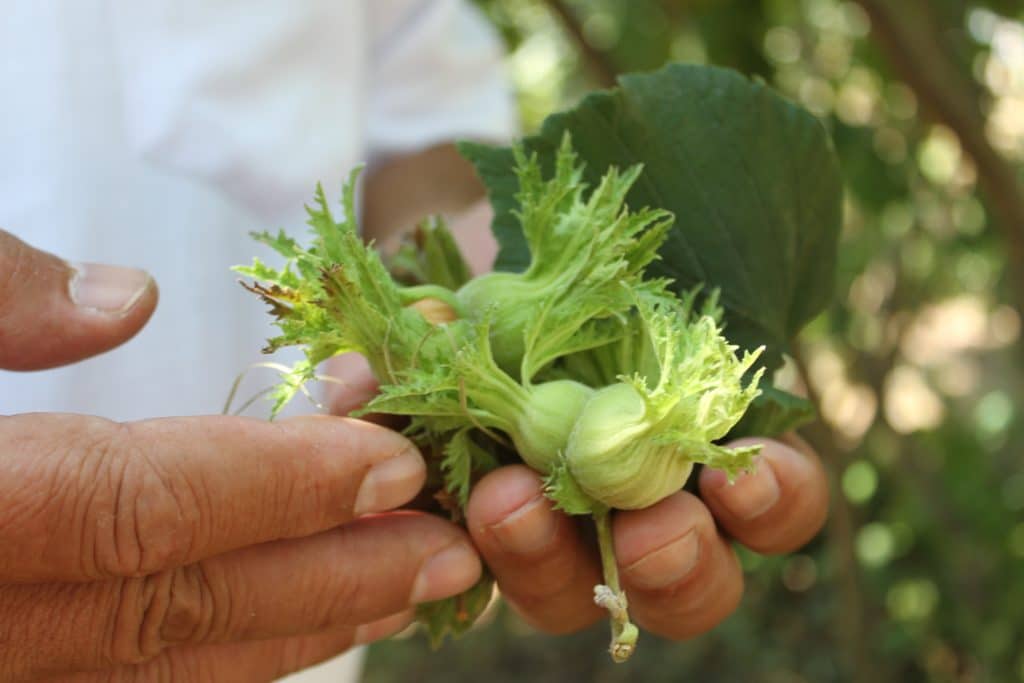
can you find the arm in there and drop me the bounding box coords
[361,142,499,276]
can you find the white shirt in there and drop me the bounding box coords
[0,1,514,680]
[1,0,515,418]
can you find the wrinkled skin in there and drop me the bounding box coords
[0,230,483,681]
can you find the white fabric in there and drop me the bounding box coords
[0,1,514,680]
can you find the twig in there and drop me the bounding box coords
[541,0,619,88]
[855,0,1024,313]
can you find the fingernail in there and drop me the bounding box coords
[410,544,481,603]
[69,262,151,315]
[353,450,425,516]
[487,495,558,556]
[707,459,780,520]
[623,530,701,590]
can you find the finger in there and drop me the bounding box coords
[4,514,477,679]
[446,198,498,275]
[45,630,362,683]
[322,352,379,416]
[698,436,829,554]
[466,466,604,634]
[613,491,744,640]
[0,229,157,370]
[48,612,414,682]
[350,609,416,646]
[0,412,426,582]
[321,352,402,429]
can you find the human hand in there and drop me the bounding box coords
[324,353,828,640]
[463,437,828,639]
[0,231,481,681]
[322,196,828,641]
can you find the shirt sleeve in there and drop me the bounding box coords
[364,0,518,160]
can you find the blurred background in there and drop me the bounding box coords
[364,0,1024,680]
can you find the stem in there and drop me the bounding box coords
[451,320,534,430]
[592,507,638,663]
[460,363,529,429]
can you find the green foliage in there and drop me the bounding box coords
[543,459,599,515]
[389,216,474,290]
[233,170,435,414]
[730,384,816,439]
[460,63,843,373]
[461,62,838,439]
[455,135,672,377]
[441,429,499,507]
[241,130,801,656]
[558,291,765,511]
[416,575,497,647]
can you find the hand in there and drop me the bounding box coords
[321,199,829,642]
[464,438,828,639]
[0,231,482,681]
[325,354,828,640]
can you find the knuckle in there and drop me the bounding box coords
[92,425,201,577]
[106,577,165,665]
[108,564,219,664]
[156,564,220,645]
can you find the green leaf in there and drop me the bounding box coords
[459,63,843,371]
[544,458,599,515]
[388,216,474,290]
[419,216,474,290]
[416,574,495,647]
[236,168,448,416]
[728,383,816,439]
[232,256,301,290]
[441,428,500,507]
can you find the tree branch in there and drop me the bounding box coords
[856,0,1024,310]
[541,0,619,88]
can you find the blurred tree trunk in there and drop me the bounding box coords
[541,0,619,87]
[794,352,874,683]
[856,0,1024,311]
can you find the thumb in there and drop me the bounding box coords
[0,229,158,370]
